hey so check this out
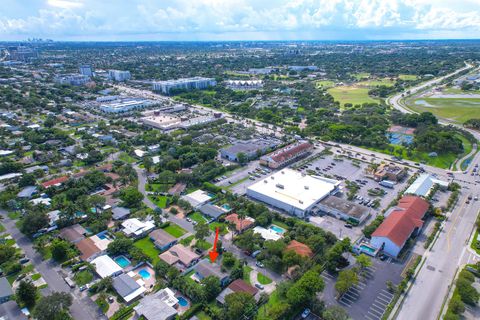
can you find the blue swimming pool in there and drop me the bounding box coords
[138,269,151,280]
[97,232,108,240]
[114,256,131,268]
[269,225,286,234]
[360,245,376,254]
[177,296,189,307]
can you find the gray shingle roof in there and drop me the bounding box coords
[0,277,13,298]
[113,274,140,298]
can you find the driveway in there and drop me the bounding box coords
[0,210,105,320]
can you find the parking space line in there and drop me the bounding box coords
[381,289,393,296]
[373,301,388,309]
[368,310,383,318]
[344,293,358,300]
[376,296,391,304]
[370,303,385,313]
[365,314,379,320]
[348,288,360,295]
[379,291,393,299]
[369,307,384,316]
[355,282,367,289]
[341,295,356,303]
[339,300,351,308]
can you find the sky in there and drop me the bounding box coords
[0,0,480,41]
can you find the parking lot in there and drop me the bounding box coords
[321,257,406,320]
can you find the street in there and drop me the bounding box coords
[0,210,104,320]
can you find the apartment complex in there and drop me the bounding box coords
[54,74,90,86]
[152,77,216,94]
[79,64,94,77]
[108,69,131,82]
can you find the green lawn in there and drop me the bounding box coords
[162,224,187,238]
[471,229,480,255]
[74,270,93,286]
[7,212,20,220]
[366,144,458,169]
[316,80,335,88]
[327,86,378,107]
[0,224,5,233]
[146,183,170,193]
[243,266,253,285]
[179,235,194,246]
[188,212,208,224]
[195,240,212,251]
[257,273,272,285]
[257,290,282,320]
[95,297,109,313]
[399,74,418,81]
[31,273,41,281]
[195,311,212,320]
[352,72,370,80]
[118,152,137,164]
[133,237,161,264]
[149,195,169,208]
[209,222,228,235]
[357,78,395,87]
[408,97,480,123]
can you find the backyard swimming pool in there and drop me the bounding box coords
[177,296,189,307]
[138,269,151,280]
[114,256,131,268]
[269,225,286,234]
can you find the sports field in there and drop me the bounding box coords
[328,86,378,106]
[398,74,418,81]
[409,98,480,123]
[357,78,395,87]
[316,80,335,88]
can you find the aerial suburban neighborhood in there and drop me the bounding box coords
[1,2,480,320]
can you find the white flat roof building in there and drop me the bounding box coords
[404,173,449,197]
[91,255,123,278]
[181,189,212,209]
[100,98,157,113]
[122,218,155,238]
[247,169,340,217]
[253,226,282,241]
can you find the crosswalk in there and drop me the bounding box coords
[364,289,394,320]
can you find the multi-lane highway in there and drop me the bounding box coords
[387,64,480,320]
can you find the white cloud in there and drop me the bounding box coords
[0,0,479,40]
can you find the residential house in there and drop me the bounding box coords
[76,238,102,261]
[225,213,255,233]
[180,190,212,209]
[121,218,155,238]
[112,206,131,220]
[149,229,177,251]
[91,255,123,278]
[134,288,178,320]
[216,279,259,305]
[159,244,200,271]
[194,259,230,287]
[17,186,37,199]
[199,204,228,221]
[285,240,313,258]
[112,273,146,303]
[41,176,69,188]
[58,224,87,243]
[0,277,13,303]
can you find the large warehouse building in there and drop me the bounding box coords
[246,169,340,217]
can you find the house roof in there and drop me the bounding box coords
[194,259,229,280]
[41,176,68,188]
[17,186,37,198]
[159,244,199,266]
[261,141,312,164]
[76,238,101,261]
[112,206,130,220]
[58,224,87,243]
[149,229,176,247]
[91,255,123,278]
[228,279,258,296]
[199,204,227,219]
[225,213,255,232]
[113,274,145,302]
[372,196,429,247]
[285,240,313,258]
[0,277,13,298]
[134,289,178,320]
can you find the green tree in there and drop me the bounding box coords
[224,292,257,319]
[448,293,465,314]
[0,244,16,264]
[236,152,248,165]
[107,238,133,255]
[286,270,324,307]
[322,305,350,320]
[335,269,358,297]
[355,254,372,270]
[120,187,144,208]
[201,276,221,301]
[33,292,72,320]
[194,221,210,241]
[20,211,49,236]
[50,239,71,262]
[16,280,37,308]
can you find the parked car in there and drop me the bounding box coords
[79,285,87,292]
[344,224,353,229]
[19,258,30,264]
[255,283,264,290]
[256,261,265,268]
[301,308,311,318]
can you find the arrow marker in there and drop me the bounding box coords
[209,227,220,263]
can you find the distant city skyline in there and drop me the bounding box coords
[1,0,480,41]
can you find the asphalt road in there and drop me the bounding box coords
[386,64,480,320]
[0,210,104,320]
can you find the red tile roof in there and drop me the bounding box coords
[76,238,101,261]
[225,213,254,232]
[372,196,429,247]
[41,176,69,188]
[285,240,313,258]
[269,141,312,163]
[228,279,258,296]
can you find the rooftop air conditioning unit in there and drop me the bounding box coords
[299,200,303,204]
[276,184,284,189]
[304,186,309,190]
